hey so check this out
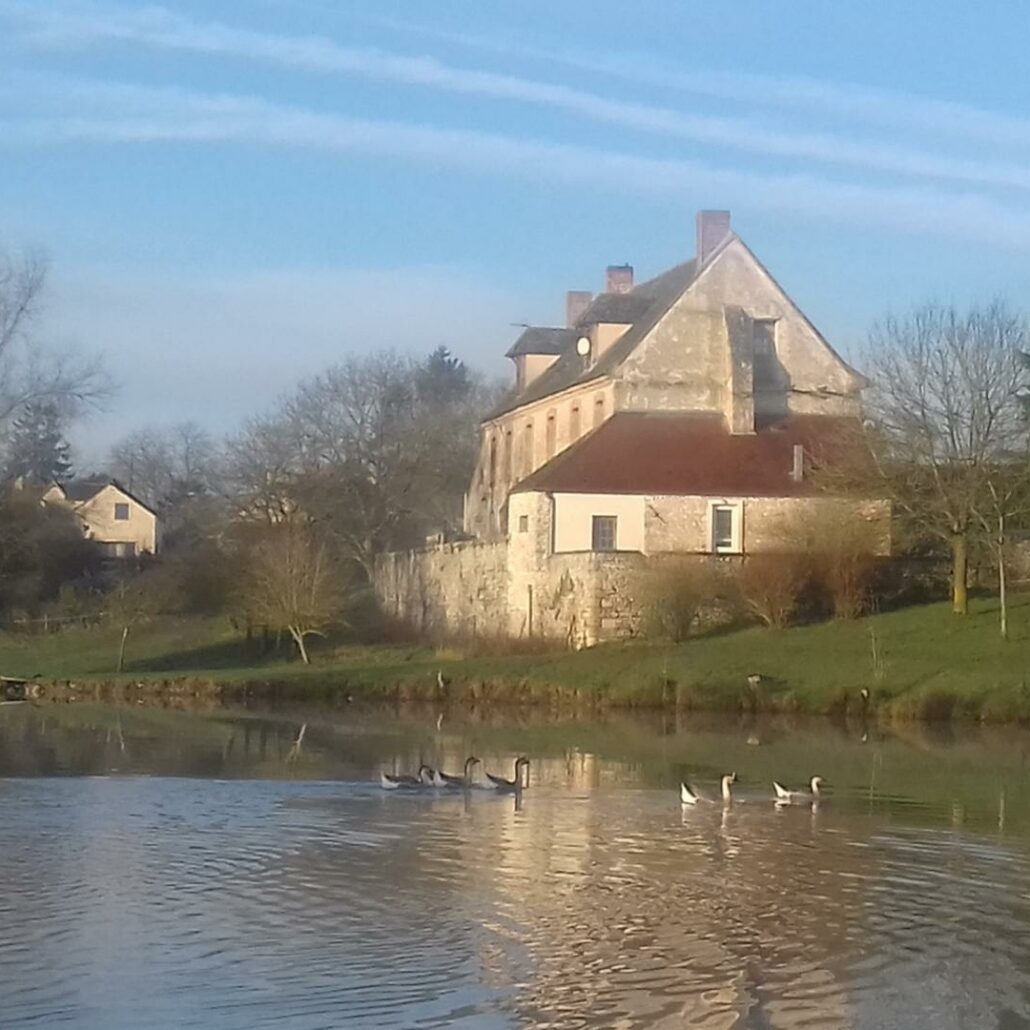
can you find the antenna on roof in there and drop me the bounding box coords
[510,322,530,328]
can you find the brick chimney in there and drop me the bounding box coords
[696,210,732,265]
[566,290,593,327]
[605,264,634,295]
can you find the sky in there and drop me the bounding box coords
[3,1,1030,463]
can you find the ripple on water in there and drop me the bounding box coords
[1,773,1030,1028]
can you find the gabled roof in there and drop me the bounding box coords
[489,259,698,419]
[513,412,860,497]
[55,477,158,515]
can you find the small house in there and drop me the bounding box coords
[43,479,160,558]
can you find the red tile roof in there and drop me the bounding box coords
[513,412,860,497]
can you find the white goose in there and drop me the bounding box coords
[680,773,737,805]
[380,764,435,790]
[773,776,825,803]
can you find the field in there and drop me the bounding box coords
[4,594,1030,720]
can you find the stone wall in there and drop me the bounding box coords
[374,539,509,639]
[376,492,891,648]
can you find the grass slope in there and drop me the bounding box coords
[4,595,1030,720]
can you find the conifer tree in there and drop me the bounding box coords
[5,401,73,483]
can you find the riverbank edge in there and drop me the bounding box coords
[20,671,1028,725]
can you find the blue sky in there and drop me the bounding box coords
[3,0,1030,459]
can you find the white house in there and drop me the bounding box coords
[43,479,160,558]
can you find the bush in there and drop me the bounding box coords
[738,553,808,628]
[642,559,735,641]
[777,502,885,620]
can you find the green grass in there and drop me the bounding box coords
[6,594,1030,721]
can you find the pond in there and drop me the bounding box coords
[2,702,1030,1028]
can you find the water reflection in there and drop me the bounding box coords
[2,704,1030,1027]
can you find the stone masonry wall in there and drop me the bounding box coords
[374,539,509,639]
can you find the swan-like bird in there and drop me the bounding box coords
[433,756,481,788]
[680,773,737,805]
[486,757,529,793]
[773,776,825,803]
[380,764,435,790]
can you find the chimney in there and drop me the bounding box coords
[566,289,593,327]
[790,443,805,483]
[696,210,731,265]
[605,264,634,295]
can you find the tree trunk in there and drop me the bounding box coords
[998,512,1008,640]
[117,625,129,673]
[290,627,310,664]
[951,532,968,615]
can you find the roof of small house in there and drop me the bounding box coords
[490,259,699,418]
[512,412,862,498]
[55,477,157,514]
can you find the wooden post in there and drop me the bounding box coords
[117,625,129,673]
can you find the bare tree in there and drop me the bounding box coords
[239,523,342,664]
[860,301,1030,614]
[109,421,216,508]
[224,348,490,579]
[0,244,110,432]
[971,468,1030,638]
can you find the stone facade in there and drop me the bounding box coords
[374,211,883,648]
[375,494,890,647]
[375,539,509,638]
[464,213,864,539]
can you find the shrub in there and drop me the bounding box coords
[777,502,885,620]
[642,558,735,641]
[738,552,808,628]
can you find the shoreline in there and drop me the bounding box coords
[17,671,1026,725]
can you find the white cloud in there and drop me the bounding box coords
[6,78,1030,249]
[366,13,1030,155]
[6,0,1030,191]
[44,264,517,455]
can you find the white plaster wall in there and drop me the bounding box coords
[552,493,645,553]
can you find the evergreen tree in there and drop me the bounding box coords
[5,402,73,483]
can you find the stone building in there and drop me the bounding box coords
[375,211,886,645]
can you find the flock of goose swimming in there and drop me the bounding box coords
[680,773,826,806]
[381,758,824,805]
[380,756,528,793]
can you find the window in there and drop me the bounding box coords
[114,502,130,521]
[570,404,581,440]
[710,503,741,554]
[488,436,497,490]
[503,430,513,484]
[592,515,617,552]
[752,318,779,389]
[593,395,605,428]
[545,411,557,458]
[518,514,529,533]
[523,422,534,476]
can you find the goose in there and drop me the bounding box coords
[486,757,529,793]
[773,776,825,803]
[433,756,481,788]
[680,773,737,805]
[380,764,435,790]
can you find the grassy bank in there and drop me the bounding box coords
[4,594,1030,721]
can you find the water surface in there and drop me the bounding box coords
[1,702,1029,1028]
